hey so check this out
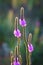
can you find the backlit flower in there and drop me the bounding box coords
[28,43,34,53]
[13,29,21,38]
[19,19,27,27]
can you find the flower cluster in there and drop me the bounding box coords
[13,7,34,52]
[13,7,34,65]
[13,7,27,38]
[13,18,27,38]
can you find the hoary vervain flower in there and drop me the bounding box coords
[19,19,27,27]
[28,33,34,53]
[13,57,20,65]
[19,7,27,27]
[13,29,21,38]
[28,43,34,53]
[13,17,21,38]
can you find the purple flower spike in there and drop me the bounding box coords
[13,29,21,38]
[19,19,27,27]
[13,57,20,65]
[28,43,34,53]
[13,61,20,65]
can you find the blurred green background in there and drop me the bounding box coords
[0,0,43,65]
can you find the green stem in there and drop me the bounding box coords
[24,42,28,65]
[17,38,21,56]
[26,47,28,65]
[29,53,31,65]
[23,27,29,65]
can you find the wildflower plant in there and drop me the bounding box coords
[10,7,34,65]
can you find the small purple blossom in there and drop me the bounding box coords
[28,43,34,53]
[13,29,21,38]
[13,61,20,65]
[36,21,40,27]
[13,57,20,65]
[19,19,27,27]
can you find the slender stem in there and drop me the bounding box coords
[29,53,31,65]
[10,52,13,65]
[16,47,17,62]
[11,57,12,65]
[20,8,28,65]
[23,28,24,40]
[20,7,24,20]
[17,38,22,65]
[26,47,28,65]
[15,17,18,30]
[23,27,27,41]
[23,27,29,65]
[17,38,21,56]
[28,33,32,65]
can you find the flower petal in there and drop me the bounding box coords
[13,29,21,38]
[28,43,34,52]
[19,19,27,27]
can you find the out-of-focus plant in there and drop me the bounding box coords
[33,20,40,45]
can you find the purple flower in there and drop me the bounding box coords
[28,43,34,53]
[36,21,40,27]
[19,19,27,27]
[13,61,20,65]
[13,57,20,65]
[13,29,21,38]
